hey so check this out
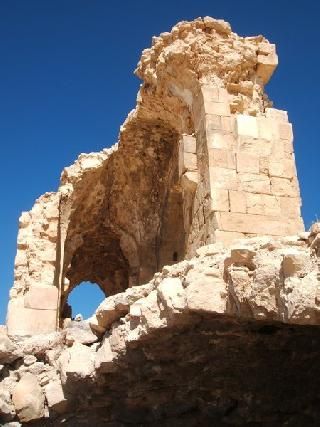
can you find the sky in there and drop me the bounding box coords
[0,0,319,323]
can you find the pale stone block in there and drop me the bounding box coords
[7,299,57,336]
[238,136,272,157]
[280,197,301,219]
[205,114,222,132]
[246,193,281,217]
[12,373,45,422]
[186,279,227,314]
[214,230,246,246]
[221,116,236,134]
[214,211,297,235]
[204,100,230,116]
[236,153,259,174]
[278,122,293,141]
[257,117,273,140]
[259,157,269,175]
[157,278,186,313]
[256,51,278,84]
[182,134,196,153]
[60,343,95,381]
[95,338,115,373]
[236,115,259,138]
[200,84,220,102]
[269,159,294,179]
[211,188,229,212]
[238,173,270,194]
[24,285,58,310]
[183,152,197,171]
[229,190,246,213]
[44,380,67,413]
[265,108,288,123]
[181,171,198,192]
[209,167,238,190]
[207,132,235,150]
[271,177,298,197]
[209,149,235,169]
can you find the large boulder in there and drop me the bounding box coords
[12,373,45,422]
[0,332,20,364]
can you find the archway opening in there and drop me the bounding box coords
[65,281,105,320]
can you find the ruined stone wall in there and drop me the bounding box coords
[6,17,304,336]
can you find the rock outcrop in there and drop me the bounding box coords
[1,16,317,426]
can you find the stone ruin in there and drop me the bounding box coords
[1,17,320,426]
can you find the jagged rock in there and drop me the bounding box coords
[0,332,20,364]
[11,373,44,422]
[44,379,67,413]
[0,385,16,421]
[65,321,98,345]
[59,342,95,383]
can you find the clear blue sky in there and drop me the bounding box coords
[1,0,319,323]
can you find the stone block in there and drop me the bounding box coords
[238,136,272,157]
[60,342,95,381]
[236,115,259,138]
[12,373,45,422]
[278,122,293,141]
[280,197,301,219]
[211,188,229,212]
[182,152,197,172]
[238,173,270,194]
[256,51,278,84]
[209,167,238,190]
[204,100,230,116]
[271,177,298,197]
[24,285,58,310]
[157,278,186,313]
[229,190,246,213]
[265,108,288,123]
[269,159,295,179]
[236,153,259,174]
[207,132,235,150]
[209,148,235,169]
[44,380,67,413]
[257,117,273,140]
[221,116,236,134]
[205,114,222,132]
[95,338,115,373]
[7,299,57,336]
[214,211,297,236]
[182,134,196,153]
[214,230,246,246]
[246,193,281,217]
[186,279,227,314]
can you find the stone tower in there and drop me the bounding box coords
[6,17,304,336]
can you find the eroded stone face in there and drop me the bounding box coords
[6,18,303,342]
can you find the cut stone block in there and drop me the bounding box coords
[211,189,230,212]
[271,177,298,197]
[209,149,235,169]
[24,285,58,310]
[238,173,270,194]
[7,299,57,336]
[209,167,238,190]
[236,115,259,138]
[229,190,247,213]
[246,193,281,217]
[236,153,259,174]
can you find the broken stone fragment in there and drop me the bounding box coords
[59,342,95,383]
[157,277,186,314]
[65,320,98,346]
[0,385,16,422]
[44,379,67,413]
[12,373,45,422]
[0,332,20,364]
[95,337,116,373]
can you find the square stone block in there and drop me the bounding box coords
[236,153,260,174]
[24,285,58,310]
[7,299,57,336]
[229,190,247,213]
[238,173,271,194]
[209,167,238,190]
[209,149,235,169]
[211,188,229,212]
[236,115,259,138]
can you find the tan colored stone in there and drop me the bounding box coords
[236,115,259,138]
[211,188,229,212]
[12,373,44,422]
[24,285,58,310]
[157,277,186,313]
[209,149,235,169]
[186,279,227,314]
[236,153,259,174]
[229,190,246,213]
[44,380,67,413]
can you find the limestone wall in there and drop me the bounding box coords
[6,17,304,336]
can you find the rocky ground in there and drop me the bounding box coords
[1,223,320,426]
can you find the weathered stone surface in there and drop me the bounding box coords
[0,385,16,421]
[0,332,20,364]
[12,373,44,422]
[44,380,67,413]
